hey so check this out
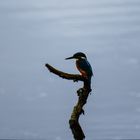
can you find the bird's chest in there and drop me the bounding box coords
[76,60,87,76]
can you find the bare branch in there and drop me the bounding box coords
[45,63,92,140]
[45,63,85,81]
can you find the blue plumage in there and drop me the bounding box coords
[76,58,93,78]
[65,52,93,79]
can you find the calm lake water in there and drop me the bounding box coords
[0,0,140,140]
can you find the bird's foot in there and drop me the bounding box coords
[73,79,78,82]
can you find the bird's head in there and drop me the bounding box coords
[65,52,87,60]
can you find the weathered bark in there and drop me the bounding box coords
[45,63,92,140]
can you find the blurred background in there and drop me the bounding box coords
[0,0,140,139]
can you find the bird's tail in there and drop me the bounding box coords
[85,76,92,93]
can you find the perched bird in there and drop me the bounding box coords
[65,52,93,79]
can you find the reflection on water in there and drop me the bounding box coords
[0,0,140,139]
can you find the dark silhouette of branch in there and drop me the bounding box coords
[45,64,84,81]
[45,63,92,140]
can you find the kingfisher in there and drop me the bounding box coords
[65,52,93,80]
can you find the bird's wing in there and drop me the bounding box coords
[77,59,93,76]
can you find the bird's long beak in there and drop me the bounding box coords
[65,56,74,60]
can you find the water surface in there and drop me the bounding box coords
[0,0,140,139]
